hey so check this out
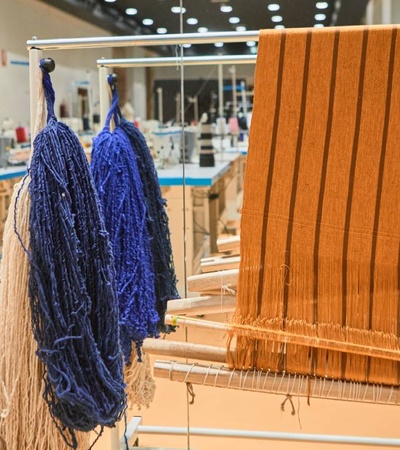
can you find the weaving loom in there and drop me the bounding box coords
[153,24,400,401]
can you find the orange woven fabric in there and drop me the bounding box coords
[230,25,400,385]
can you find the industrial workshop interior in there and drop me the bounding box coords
[1,0,400,449]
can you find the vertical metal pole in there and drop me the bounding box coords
[29,45,43,143]
[231,65,237,116]
[382,0,392,24]
[98,64,110,129]
[218,63,224,117]
[157,87,163,123]
[241,80,248,117]
[366,0,375,25]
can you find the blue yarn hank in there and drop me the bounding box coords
[119,116,180,333]
[91,82,159,364]
[27,61,126,448]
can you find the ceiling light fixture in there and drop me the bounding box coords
[183,43,192,48]
[229,16,240,24]
[104,0,116,2]
[314,23,325,27]
[125,8,137,15]
[236,25,247,31]
[246,41,256,47]
[267,3,280,11]
[142,18,154,25]
[214,42,224,47]
[275,24,285,29]
[198,26,208,33]
[315,13,326,20]
[220,5,233,12]
[316,1,329,9]
[271,15,283,22]
[171,6,186,13]
[157,27,168,34]
[186,17,198,25]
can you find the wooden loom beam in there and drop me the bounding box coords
[153,360,400,406]
[167,295,236,315]
[165,315,400,363]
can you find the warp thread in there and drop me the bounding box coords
[91,79,159,363]
[27,60,126,447]
[119,113,179,332]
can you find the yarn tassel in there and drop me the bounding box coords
[120,116,179,332]
[27,60,126,447]
[91,80,159,365]
[0,179,90,450]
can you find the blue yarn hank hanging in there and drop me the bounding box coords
[119,112,179,333]
[27,60,126,448]
[91,79,159,364]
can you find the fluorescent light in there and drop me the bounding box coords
[183,43,192,48]
[271,15,283,22]
[275,24,285,29]
[236,25,247,32]
[214,42,224,47]
[142,18,154,25]
[229,16,240,24]
[186,17,198,25]
[246,41,256,47]
[220,5,233,12]
[315,13,326,20]
[314,23,325,27]
[157,27,168,34]
[267,3,280,11]
[171,6,186,13]
[198,26,208,33]
[125,8,137,15]
[316,1,329,9]
[104,0,116,2]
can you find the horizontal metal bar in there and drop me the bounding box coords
[27,31,260,51]
[97,54,257,68]
[137,425,400,447]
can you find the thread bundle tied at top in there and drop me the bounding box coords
[27,60,126,448]
[91,78,160,363]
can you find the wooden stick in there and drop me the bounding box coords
[187,269,238,293]
[143,339,227,363]
[201,255,240,272]
[217,235,240,254]
[167,295,236,315]
[165,315,400,362]
[153,360,400,406]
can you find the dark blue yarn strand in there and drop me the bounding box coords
[91,82,159,363]
[27,61,127,448]
[119,112,180,332]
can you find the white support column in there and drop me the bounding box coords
[29,45,43,143]
[98,64,110,130]
[382,0,392,24]
[218,63,224,117]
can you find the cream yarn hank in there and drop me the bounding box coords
[0,180,90,450]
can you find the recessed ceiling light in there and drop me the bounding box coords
[236,25,247,32]
[271,15,283,22]
[275,24,285,29]
[187,17,198,25]
[214,42,224,47]
[104,0,116,2]
[198,26,208,33]
[229,16,240,24]
[125,8,137,15]
[315,13,326,20]
[142,18,154,25]
[157,27,168,34]
[316,1,329,9]
[220,5,233,13]
[314,23,325,27]
[171,6,186,13]
[267,3,280,11]
[246,41,256,47]
[183,43,192,48]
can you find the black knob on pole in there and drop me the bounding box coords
[41,58,56,73]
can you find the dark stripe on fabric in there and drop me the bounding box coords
[312,29,340,375]
[282,30,313,321]
[341,27,369,378]
[313,29,340,320]
[255,31,287,315]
